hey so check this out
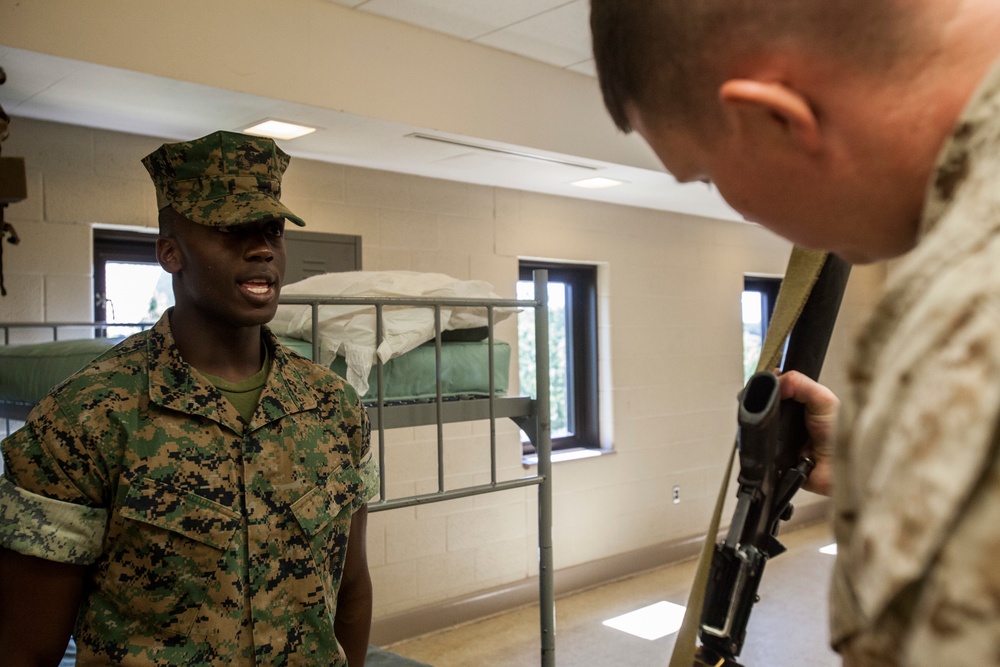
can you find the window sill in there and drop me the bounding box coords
[522,447,613,467]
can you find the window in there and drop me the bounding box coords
[93,229,173,336]
[517,261,599,453]
[742,276,781,382]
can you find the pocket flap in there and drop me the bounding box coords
[119,478,240,550]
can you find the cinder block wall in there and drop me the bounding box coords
[0,117,885,623]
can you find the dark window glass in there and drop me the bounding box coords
[518,262,599,453]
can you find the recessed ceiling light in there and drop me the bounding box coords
[407,132,598,171]
[243,120,316,140]
[602,601,686,641]
[571,177,625,189]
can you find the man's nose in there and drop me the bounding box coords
[244,232,274,261]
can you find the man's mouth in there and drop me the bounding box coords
[245,281,269,293]
[240,279,275,296]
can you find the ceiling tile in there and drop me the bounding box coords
[355,0,574,41]
[473,0,592,69]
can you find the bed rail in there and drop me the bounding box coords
[0,271,556,666]
[0,321,153,344]
[281,269,556,665]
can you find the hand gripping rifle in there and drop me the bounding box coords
[694,252,851,667]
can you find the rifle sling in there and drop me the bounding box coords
[668,246,831,667]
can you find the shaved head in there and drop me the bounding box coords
[591,0,920,133]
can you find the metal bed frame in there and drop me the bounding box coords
[0,270,556,667]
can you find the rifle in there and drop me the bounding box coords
[695,253,851,666]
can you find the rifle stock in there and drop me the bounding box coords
[696,253,851,666]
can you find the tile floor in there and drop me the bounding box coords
[384,521,841,667]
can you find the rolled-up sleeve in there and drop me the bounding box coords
[357,449,379,505]
[0,475,106,563]
[341,384,379,506]
[1,394,110,564]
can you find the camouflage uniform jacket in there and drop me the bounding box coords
[830,59,1000,665]
[0,313,379,666]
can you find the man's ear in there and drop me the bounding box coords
[718,79,823,153]
[156,236,183,274]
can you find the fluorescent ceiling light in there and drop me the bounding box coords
[820,543,837,555]
[243,120,316,140]
[602,601,686,641]
[571,177,625,189]
[407,132,598,171]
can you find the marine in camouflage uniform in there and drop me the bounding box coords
[830,60,1000,665]
[0,131,379,666]
[589,2,1000,664]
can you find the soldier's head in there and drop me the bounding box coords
[590,1,914,137]
[143,131,304,327]
[588,0,981,264]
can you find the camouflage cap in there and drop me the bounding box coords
[141,130,306,227]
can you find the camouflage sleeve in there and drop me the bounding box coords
[0,394,110,563]
[342,382,379,505]
[358,448,379,506]
[0,475,107,563]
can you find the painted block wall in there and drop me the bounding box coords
[0,117,885,620]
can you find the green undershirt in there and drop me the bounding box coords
[201,348,271,423]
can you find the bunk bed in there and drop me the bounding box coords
[0,270,556,667]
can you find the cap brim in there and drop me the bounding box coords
[172,192,306,228]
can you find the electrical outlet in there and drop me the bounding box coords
[672,485,681,504]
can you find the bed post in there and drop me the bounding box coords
[533,269,555,667]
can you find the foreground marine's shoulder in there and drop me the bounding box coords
[48,331,152,403]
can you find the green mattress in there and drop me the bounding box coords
[0,336,510,407]
[279,338,510,403]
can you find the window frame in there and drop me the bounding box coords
[743,275,782,379]
[519,261,600,454]
[92,228,161,323]
[744,276,781,338]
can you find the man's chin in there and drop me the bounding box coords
[239,306,280,329]
[835,239,916,265]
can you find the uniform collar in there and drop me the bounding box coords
[146,311,317,434]
[252,326,318,430]
[918,56,1000,243]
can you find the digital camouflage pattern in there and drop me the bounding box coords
[141,130,307,228]
[831,59,1000,666]
[0,313,377,666]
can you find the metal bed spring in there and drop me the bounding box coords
[280,269,555,666]
[0,271,556,665]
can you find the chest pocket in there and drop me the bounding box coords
[103,477,240,638]
[289,465,364,612]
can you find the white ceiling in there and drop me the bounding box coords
[329,0,599,76]
[0,1,739,222]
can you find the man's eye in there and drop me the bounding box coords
[268,223,285,238]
